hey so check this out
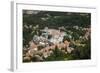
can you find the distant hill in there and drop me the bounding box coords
[23,10,91,28]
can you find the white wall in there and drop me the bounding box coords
[0,0,100,73]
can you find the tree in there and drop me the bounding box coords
[45,46,67,61]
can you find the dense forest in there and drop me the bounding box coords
[23,10,91,62]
